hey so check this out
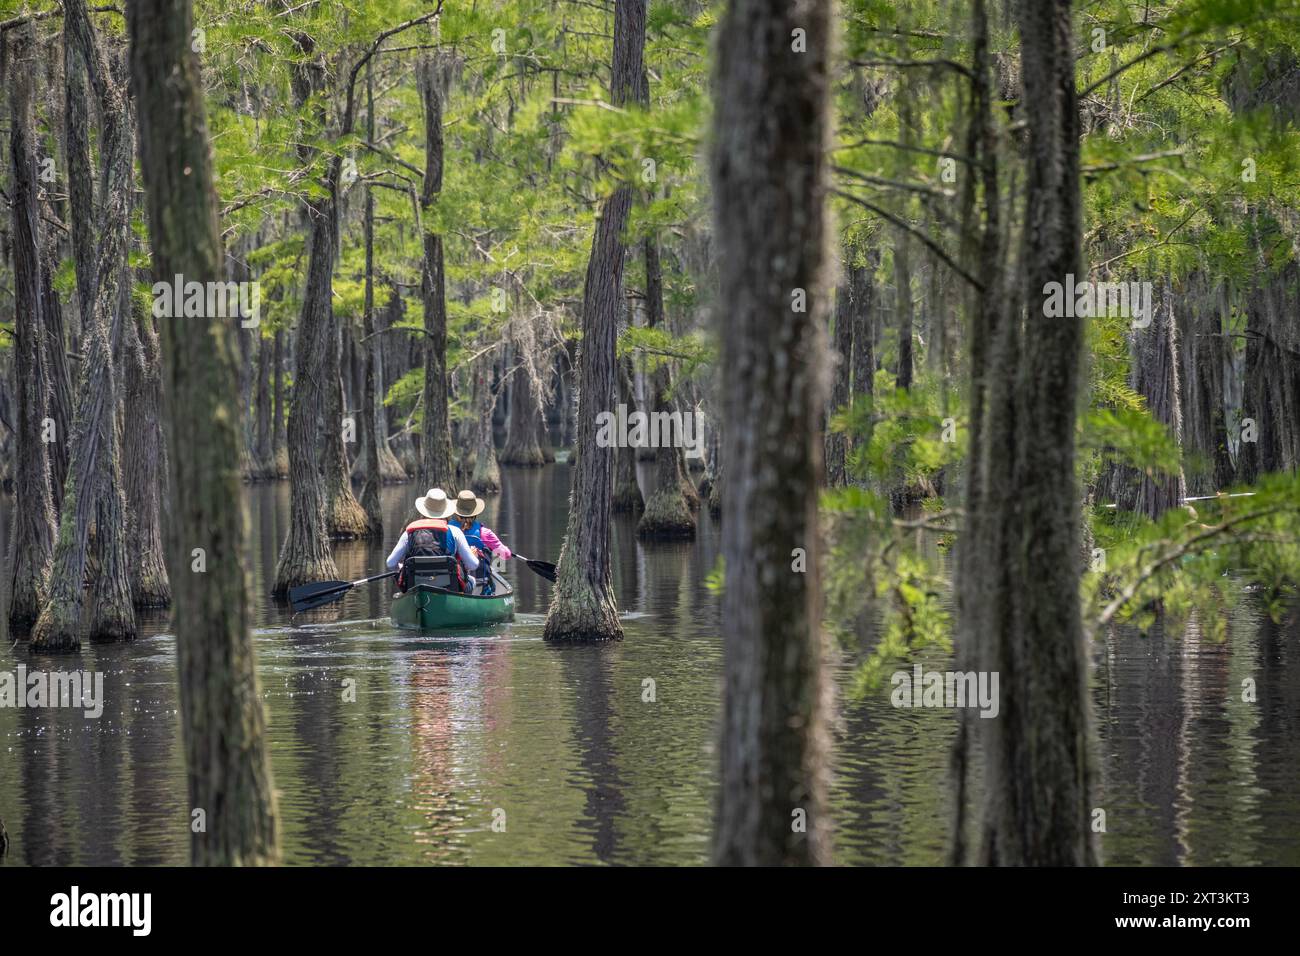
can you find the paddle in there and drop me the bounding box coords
[288,570,398,613]
[512,554,558,583]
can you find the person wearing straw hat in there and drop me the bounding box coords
[385,488,480,591]
[451,490,512,595]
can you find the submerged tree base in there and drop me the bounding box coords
[637,488,696,539]
[543,584,623,642]
[328,494,372,540]
[612,478,645,514]
[273,547,338,597]
[29,610,81,655]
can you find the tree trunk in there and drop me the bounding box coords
[129,0,280,865]
[958,0,1097,867]
[543,0,646,642]
[1104,281,1187,516]
[418,54,455,491]
[501,365,546,466]
[5,24,57,632]
[1176,273,1234,494]
[612,358,645,514]
[122,293,171,607]
[273,36,339,594]
[251,331,274,479]
[470,357,502,493]
[637,233,696,537]
[711,0,833,865]
[824,277,853,488]
[894,236,914,390]
[323,310,368,538]
[33,0,138,651]
[271,328,288,477]
[1239,258,1300,481]
[358,62,383,535]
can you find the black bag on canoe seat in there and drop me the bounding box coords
[401,554,465,593]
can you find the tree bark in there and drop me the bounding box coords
[33,0,138,651]
[894,235,914,390]
[273,34,339,594]
[122,293,171,607]
[611,357,644,514]
[543,0,646,642]
[418,54,455,491]
[5,24,57,632]
[501,363,546,466]
[958,0,1097,866]
[824,277,853,488]
[358,62,384,534]
[711,0,833,865]
[637,232,697,537]
[129,0,280,865]
[470,356,502,493]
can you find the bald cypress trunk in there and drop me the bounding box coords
[470,357,502,493]
[712,0,833,866]
[958,0,1096,866]
[1106,281,1187,516]
[638,233,696,538]
[122,295,171,607]
[544,0,646,643]
[358,63,383,535]
[323,311,368,538]
[1176,274,1234,494]
[273,36,338,594]
[894,236,914,391]
[5,25,57,633]
[611,358,644,514]
[1239,258,1300,481]
[501,366,546,466]
[825,277,853,487]
[33,0,137,651]
[418,54,455,491]
[129,0,280,865]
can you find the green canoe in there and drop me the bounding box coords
[390,570,515,631]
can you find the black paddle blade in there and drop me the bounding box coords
[290,589,351,614]
[287,579,351,613]
[525,559,557,583]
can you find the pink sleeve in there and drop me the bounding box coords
[481,527,511,560]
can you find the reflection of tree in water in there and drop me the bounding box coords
[1254,609,1300,865]
[556,645,625,863]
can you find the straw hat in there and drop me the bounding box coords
[415,487,456,519]
[453,490,486,519]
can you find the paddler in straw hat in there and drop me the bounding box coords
[450,490,512,594]
[385,487,481,591]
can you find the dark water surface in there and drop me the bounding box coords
[2,464,1297,865]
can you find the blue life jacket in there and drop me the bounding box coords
[460,520,485,552]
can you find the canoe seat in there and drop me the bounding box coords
[403,554,463,592]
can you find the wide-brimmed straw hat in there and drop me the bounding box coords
[415,487,456,519]
[453,490,486,519]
